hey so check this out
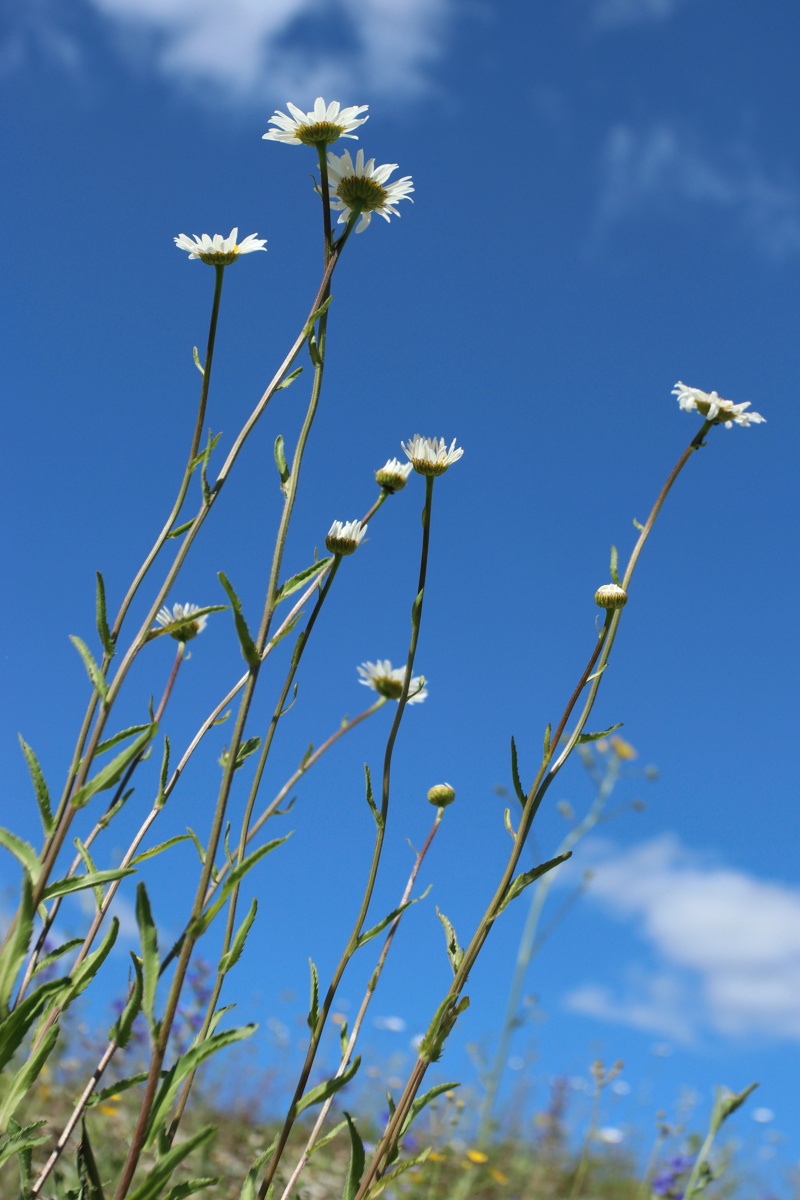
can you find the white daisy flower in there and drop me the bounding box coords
[401,434,464,476]
[326,148,414,234]
[154,602,207,642]
[263,98,368,147]
[358,660,427,704]
[375,458,413,492]
[325,519,367,556]
[672,381,766,428]
[174,228,267,266]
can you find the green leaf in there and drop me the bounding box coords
[274,558,332,604]
[509,737,527,807]
[32,937,83,978]
[95,571,115,659]
[543,722,552,759]
[163,1178,219,1200]
[218,573,260,669]
[167,519,195,540]
[145,1027,256,1141]
[59,918,119,1011]
[70,635,109,703]
[497,852,572,915]
[0,874,34,1015]
[73,837,104,908]
[94,723,155,759]
[0,1120,48,1172]
[71,725,157,809]
[436,908,464,975]
[156,736,171,810]
[341,1113,365,1200]
[76,1120,106,1199]
[218,898,258,975]
[127,1126,216,1200]
[239,1139,278,1200]
[41,867,136,904]
[411,588,424,629]
[19,736,54,837]
[633,517,644,531]
[609,544,621,587]
[136,884,160,1028]
[129,835,192,866]
[275,365,303,391]
[266,609,303,650]
[302,294,333,339]
[356,895,424,950]
[185,827,207,865]
[308,1118,347,1157]
[418,996,469,1064]
[193,346,204,376]
[0,977,65,1072]
[363,764,380,827]
[273,434,290,493]
[576,723,623,746]
[374,1150,432,1194]
[110,955,144,1049]
[192,837,290,937]
[190,431,222,473]
[402,1082,459,1136]
[0,1025,60,1126]
[96,787,134,829]
[709,1082,758,1135]
[227,736,261,771]
[0,827,40,884]
[294,1056,361,1118]
[503,808,517,841]
[307,958,319,1032]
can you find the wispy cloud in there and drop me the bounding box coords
[561,836,800,1043]
[589,0,694,31]
[4,0,455,105]
[594,121,800,258]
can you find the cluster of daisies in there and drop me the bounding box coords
[174,97,413,263]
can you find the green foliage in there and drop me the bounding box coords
[18,737,54,838]
[217,573,260,669]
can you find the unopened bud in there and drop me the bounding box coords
[595,583,628,610]
[427,783,456,807]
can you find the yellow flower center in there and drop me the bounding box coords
[298,120,346,146]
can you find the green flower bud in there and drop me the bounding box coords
[427,783,456,807]
[595,583,628,610]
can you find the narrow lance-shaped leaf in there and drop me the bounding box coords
[411,587,424,630]
[145,1027,256,1141]
[436,908,464,975]
[576,722,623,746]
[193,346,204,376]
[0,978,66,1072]
[274,558,332,604]
[274,434,290,493]
[163,1177,219,1200]
[294,1056,361,1118]
[418,996,470,1064]
[609,544,621,587]
[136,883,159,1029]
[239,1139,278,1200]
[41,866,135,904]
[167,519,195,540]
[0,1120,48,1173]
[218,898,258,975]
[497,851,572,915]
[341,1113,365,1200]
[77,1119,106,1200]
[275,365,303,392]
[307,958,319,1032]
[0,828,41,884]
[401,1081,460,1138]
[503,808,517,841]
[130,834,192,866]
[218,572,260,669]
[96,570,115,659]
[156,735,171,810]
[94,723,155,758]
[74,836,105,908]
[110,954,144,1049]
[363,764,380,827]
[70,635,109,703]
[127,1126,216,1200]
[543,722,552,759]
[71,725,157,809]
[509,736,527,807]
[302,293,333,339]
[32,937,83,978]
[356,892,427,951]
[59,917,119,1011]
[192,837,290,937]
[0,873,34,1016]
[0,1023,60,1127]
[18,736,54,837]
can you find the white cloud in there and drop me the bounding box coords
[590,0,694,31]
[6,0,455,105]
[595,121,800,258]
[562,835,800,1043]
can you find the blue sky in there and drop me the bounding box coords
[2,0,799,1187]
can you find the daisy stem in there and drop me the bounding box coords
[317,144,333,261]
[353,420,716,1197]
[257,474,437,1200]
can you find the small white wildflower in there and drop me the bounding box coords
[401,434,464,476]
[174,228,267,265]
[672,381,765,428]
[597,1127,625,1145]
[358,660,427,704]
[375,458,413,492]
[263,98,368,146]
[327,148,414,234]
[154,602,207,642]
[325,519,367,556]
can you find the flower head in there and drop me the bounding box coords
[401,434,464,476]
[358,660,427,704]
[375,457,413,492]
[428,783,456,808]
[154,602,207,642]
[325,519,367,556]
[263,98,368,147]
[595,583,628,610]
[327,148,414,233]
[174,228,267,266]
[672,381,765,428]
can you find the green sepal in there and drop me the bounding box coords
[76,1119,106,1199]
[509,737,527,808]
[130,834,192,866]
[41,867,136,905]
[275,365,303,392]
[275,558,332,604]
[0,977,64,1072]
[145,1029,255,1142]
[576,723,623,745]
[19,736,54,837]
[192,836,290,937]
[95,571,115,659]
[341,1113,365,1200]
[294,1056,361,1118]
[0,827,40,884]
[110,954,144,1048]
[70,635,109,703]
[218,572,260,669]
[239,1139,278,1200]
[363,764,381,828]
[0,873,34,1016]
[497,852,572,916]
[274,435,290,494]
[71,725,157,809]
[0,1022,60,1126]
[219,898,258,975]
[127,1125,216,1200]
[307,958,319,1032]
[135,884,159,1028]
[436,908,464,975]
[167,519,195,540]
